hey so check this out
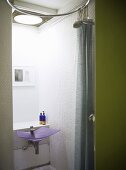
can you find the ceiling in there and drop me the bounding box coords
[13,0,85,26]
[15,0,73,10]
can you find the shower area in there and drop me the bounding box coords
[8,0,95,170]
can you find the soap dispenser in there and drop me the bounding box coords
[39,111,46,125]
[42,111,46,125]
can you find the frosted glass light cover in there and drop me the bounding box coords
[14,15,42,25]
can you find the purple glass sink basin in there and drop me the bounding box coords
[17,127,60,142]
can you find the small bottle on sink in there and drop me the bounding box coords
[39,111,46,125]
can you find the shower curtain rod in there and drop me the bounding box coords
[6,0,91,17]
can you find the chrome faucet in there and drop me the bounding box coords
[30,126,35,136]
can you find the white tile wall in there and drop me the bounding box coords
[37,1,95,168]
[38,13,78,170]
[14,144,50,170]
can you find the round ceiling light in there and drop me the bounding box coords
[14,15,42,25]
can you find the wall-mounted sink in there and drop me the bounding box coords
[16,126,60,154]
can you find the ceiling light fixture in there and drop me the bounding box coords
[14,15,42,25]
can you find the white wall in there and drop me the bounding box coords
[38,14,78,170]
[12,13,78,170]
[12,24,39,123]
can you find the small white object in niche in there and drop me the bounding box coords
[13,66,35,86]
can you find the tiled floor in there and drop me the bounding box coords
[33,165,56,170]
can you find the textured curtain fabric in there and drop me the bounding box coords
[74,22,94,170]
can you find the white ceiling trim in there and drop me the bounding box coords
[14,0,57,14]
[16,0,73,10]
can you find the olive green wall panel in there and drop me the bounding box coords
[0,0,13,169]
[96,0,126,169]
